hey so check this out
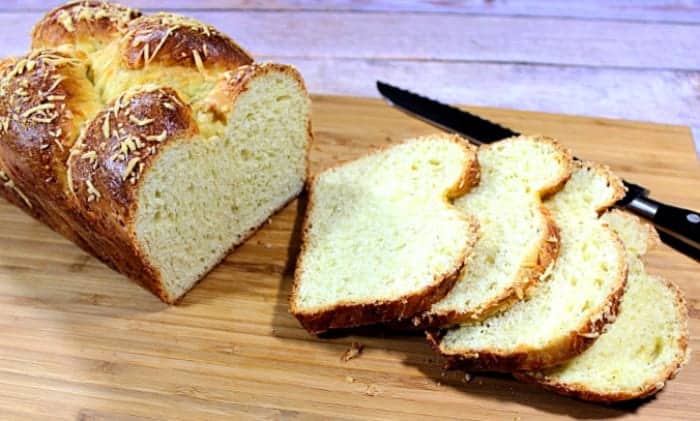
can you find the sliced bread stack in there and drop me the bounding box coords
[290,133,689,402]
[414,136,571,327]
[430,162,629,371]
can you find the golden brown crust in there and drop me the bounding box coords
[410,136,572,329]
[204,63,309,120]
[0,48,104,250]
[0,164,34,213]
[289,135,480,334]
[0,56,31,211]
[579,160,627,213]
[121,13,252,71]
[0,49,99,199]
[446,143,481,198]
[428,274,626,372]
[68,86,197,211]
[0,57,17,75]
[514,284,688,403]
[31,1,141,51]
[533,136,575,199]
[292,253,472,335]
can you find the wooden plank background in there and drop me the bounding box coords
[0,0,698,152]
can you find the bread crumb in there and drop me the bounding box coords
[264,242,272,249]
[345,375,355,383]
[463,373,472,383]
[364,384,380,396]
[341,342,364,362]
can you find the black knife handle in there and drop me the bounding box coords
[631,196,700,261]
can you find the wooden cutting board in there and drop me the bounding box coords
[0,95,698,420]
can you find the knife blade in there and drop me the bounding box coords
[377,81,700,261]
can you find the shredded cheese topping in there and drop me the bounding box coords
[129,115,154,126]
[57,9,75,33]
[1,171,32,208]
[102,114,110,138]
[85,178,101,202]
[192,49,205,74]
[123,157,141,181]
[146,130,168,142]
[21,103,55,118]
[81,150,97,164]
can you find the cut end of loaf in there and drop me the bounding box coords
[134,65,310,303]
[290,134,480,333]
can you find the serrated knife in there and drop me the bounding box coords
[377,81,700,261]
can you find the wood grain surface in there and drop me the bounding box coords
[0,95,697,420]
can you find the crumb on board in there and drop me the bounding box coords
[463,373,472,383]
[364,384,380,396]
[255,240,273,248]
[341,341,364,362]
[345,375,355,383]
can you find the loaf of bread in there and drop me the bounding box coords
[414,136,571,328]
[430,162,628,371]
[516,210,689,402]
[290,134,480,334]
[0,1,312,303]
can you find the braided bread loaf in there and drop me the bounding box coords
[0,1,312,303]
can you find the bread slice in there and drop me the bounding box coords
[290,134,480,334]
[516,210,690,402]
[414,136,572,328]
[429,161,627,371]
